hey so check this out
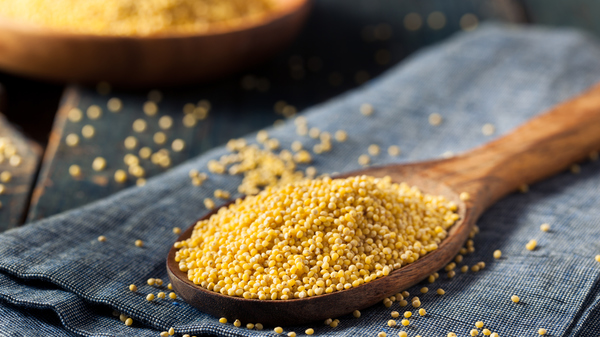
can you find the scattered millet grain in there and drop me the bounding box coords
[274,327,283,333]
[358,154,370,165]
[353,310,361,318]
[87,105,102,119]
[146,294,155,301]
[459,192,470,201]
[475,321,484,328]
[482,329,491,336]
[388,146,401,156]
[526,239,537,251]
[470,329,479,336]
[132,119,147,133]
[388,320,397,327]
[493,250,502,259]
[114,170,127,183]
[418,308,426,316]
[69,164,82,177]
[540,223,550,232]
[153,131,167,145]
[67,108,83,122]
[92,157,107,171]
[428,113,442,126]
[368,144,380,156]
[482,123,495,136]
[107,98,122,112]
[335,130,347,142]
[82,125,95,138]
[233,319,241,327]
[66,133,80,147]
[134,239,143,247]
[511,295,520,303]
[401,319,409,326]
[129,284,137,292]
[360,103,374,116]
[172,139,186,152]
[437,288,445,295]
[97,236,106,242]
[125,318,133,326]
[538,328,547,335]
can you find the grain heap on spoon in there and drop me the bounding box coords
[174,175,459,300]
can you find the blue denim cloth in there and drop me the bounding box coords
[2,24,600,337]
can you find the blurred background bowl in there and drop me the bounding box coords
[0,0,311,87]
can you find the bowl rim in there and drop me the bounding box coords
[0,0,310,40]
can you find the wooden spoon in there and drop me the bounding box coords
[167,83,600,326]
[0,0,311,87]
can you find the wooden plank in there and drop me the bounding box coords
[27,85,285,221]
[0,83,42,230]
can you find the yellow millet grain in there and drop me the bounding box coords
[0,0,278,36]
[218,139,308,195]
[526,239,537,251]
[174,175,458,300]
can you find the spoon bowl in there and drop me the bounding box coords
[167,167,470,326]
[167,82,600,326]
[0,0,311,86]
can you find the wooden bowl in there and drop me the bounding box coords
[0,0,311,87]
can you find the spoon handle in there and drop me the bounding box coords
[430,82,600,215]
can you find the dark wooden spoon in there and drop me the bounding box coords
[168,83,600,326]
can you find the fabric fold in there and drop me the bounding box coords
[1,24,600,336]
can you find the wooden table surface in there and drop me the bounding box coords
[1,0,595,231]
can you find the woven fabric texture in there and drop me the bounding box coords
[1,24,600,337]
